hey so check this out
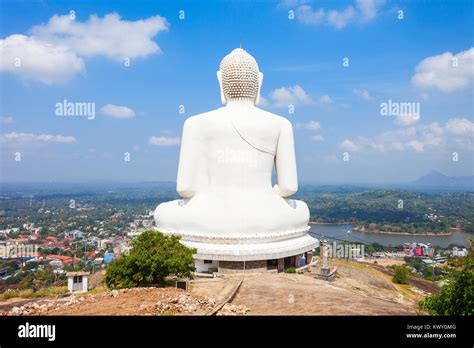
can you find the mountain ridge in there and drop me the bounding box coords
[411,170,474,187]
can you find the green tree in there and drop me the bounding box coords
[420,255,473,315]
[19,266,58,291]
[104,230,196,289]
[392,265,410,284]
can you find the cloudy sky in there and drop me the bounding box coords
[0,0,473,184]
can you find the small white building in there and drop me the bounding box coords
[194,259,219,273]
[66,271,90,293]
[127,231,142,238]
[452,247,468,257]
[65,230,84,239]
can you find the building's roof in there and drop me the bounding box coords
[47,254,70,260]
[38,243,64,248]
[66,271,90,277]
[64,257,82,265]
[47,255,82,264]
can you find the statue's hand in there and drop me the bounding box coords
[273,183,297,197]
[273,184,282,196]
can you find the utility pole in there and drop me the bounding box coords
[346,230,351,262]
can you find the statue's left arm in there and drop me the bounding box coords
[273,119,298,197]
[176,118,199,198]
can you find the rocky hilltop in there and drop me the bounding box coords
[1,259,436,316]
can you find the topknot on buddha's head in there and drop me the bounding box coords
[219,48,260,101]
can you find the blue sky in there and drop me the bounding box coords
[0,0,473,184]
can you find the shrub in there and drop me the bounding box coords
[392,265,410,284]
[104,230,196,289]
[285,267,296,273]
[420,255,473,315]
[35,286,68,297]
[1,289,33,299]
[1,290,20,299]
[0,286,68,299]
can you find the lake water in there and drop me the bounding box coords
[309,224,472,248]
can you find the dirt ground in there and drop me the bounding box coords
[191,260,426,315]
[1,260,432,316]
[51,287,216,316]
[190,276,241,304]
[229,274,415,315]
[1,287,216,316]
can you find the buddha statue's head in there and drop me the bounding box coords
[217,48,264,105]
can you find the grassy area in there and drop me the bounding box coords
[331,258,372,271]
[0,286,68,300]
[86,284,107,295]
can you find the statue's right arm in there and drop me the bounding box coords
[273,119,298,197]
[176,118,198,199]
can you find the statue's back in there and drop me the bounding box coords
[186,106,289,191]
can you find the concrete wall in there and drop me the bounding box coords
[67,275,89,293]
[202,253,313,274]
[194,259,218,273]
[67,277,73,292]
[218,260,267,274]
[83,275,89,292]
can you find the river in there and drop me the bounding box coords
[309,224,472,248]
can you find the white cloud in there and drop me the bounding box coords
[279,0,306,9]
[393,114,420,126]
[327,7,356,29]
[318,94,333,104]
[356,0,385,21]
[445,118,474,136]
[0,34,85,84]
[1,132,76,143]
[0,13,168,84]
[340,118,472,154]
[405,140,424,153]
[339,139,361,152]
[293,0,385,29]
[311,134,324,142]
[412,47,474,92]
[100,104,135,119]
[149,136,181,146]
[353,88,373,100]
[306,120,321,130]
[258,96,269,107]
[270,85,313,108]
[294,120,324,142]
[0,116,15,124]
[31,13,169,60]
[296,6,326,25]
[420,122,443,137]
[295,120,321,130]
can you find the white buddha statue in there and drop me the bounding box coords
[154,48,317,266]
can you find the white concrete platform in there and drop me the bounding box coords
[180,233,319,261]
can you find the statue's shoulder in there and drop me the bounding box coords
[254,107,293,129]
[182,109,222,129]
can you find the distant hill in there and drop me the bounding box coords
[411,170,474,188]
